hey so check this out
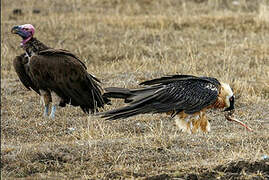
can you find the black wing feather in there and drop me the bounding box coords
[13,54,40,94]
[140,74,220,86]
[101,76,220,120]
[39,49,87,69]
[29,51,106,113]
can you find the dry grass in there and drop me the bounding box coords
[1,0,269,179]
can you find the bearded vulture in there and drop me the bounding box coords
[101,75,251,133]
[11,24,110,118]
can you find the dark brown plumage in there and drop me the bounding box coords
[101,75,235,133]
[12,24,109,118]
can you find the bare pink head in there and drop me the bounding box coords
[11,24,35,45]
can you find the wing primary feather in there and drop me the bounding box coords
[139,74,220,87]
[139,75,198,85]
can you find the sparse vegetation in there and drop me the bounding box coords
[1,0,269,179]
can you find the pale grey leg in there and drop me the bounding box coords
[49,105,56,119]
[40,90,51,118]
[44,105,49,117]
[49,91,62,119]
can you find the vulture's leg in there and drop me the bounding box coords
[44,105,49,116]
[50,105,56,119]
[199,112,210,133]
[191,111,210,133]
[49,92,61,119]
[40,90,51,117]
[175,112,192,134]
[189,115,200,133]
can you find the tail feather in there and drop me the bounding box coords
[103,86,162,103]
[103,87,133,102]
[87,74,105,108]
[101,105,150,120]
[78,74,111,113]
[101,88,163,120]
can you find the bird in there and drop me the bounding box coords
[100,74,250,134]
[11,24,110,118]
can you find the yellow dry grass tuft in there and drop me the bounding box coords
[1,0,269,179]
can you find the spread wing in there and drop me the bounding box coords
[101,78,220,120]
[13,54,40,94]
[29,49,105,113]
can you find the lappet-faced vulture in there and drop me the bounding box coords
[11,24,110,118]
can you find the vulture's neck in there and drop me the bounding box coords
[22,37,50,57]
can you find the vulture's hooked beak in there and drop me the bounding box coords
[11,26,20,34]
[224,95,234,112]
[11,25,32,41]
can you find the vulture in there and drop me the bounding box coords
[101,75,251,133]
[11,24,110,118]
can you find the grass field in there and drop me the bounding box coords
[1,0,269,179]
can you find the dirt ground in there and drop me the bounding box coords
[1,0,269,179]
